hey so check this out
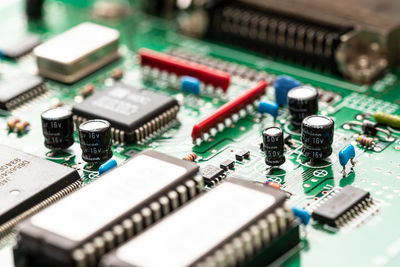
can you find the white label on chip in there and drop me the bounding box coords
[31,154,186,242]
[115,182,275,267]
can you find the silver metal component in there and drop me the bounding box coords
[159,196,171,215]
[267,214,279,238]
[34,22,120,83]
[150,202,162,221]
[176,185,188,204]
[168,191,179,209]
[141,207,153,227]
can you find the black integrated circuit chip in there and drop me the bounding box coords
[0,145,80,231]
[72,83,179,143]
[200,164,224,184]
[0,34,41,58]
[312,186,372,227]
[0,75,45,110]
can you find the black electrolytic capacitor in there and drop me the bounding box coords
[263,127,286,167]
[287,85,318,128]
[301,115,334,160]
[78,119,112,163]
[25,0,44,20]
[41,107,74,150]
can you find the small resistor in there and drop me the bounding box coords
[7,118,20,130]
[15,121,30,133]
[356,135,375,147]
[183,152,197,162]
[81,84,95,97]
[264,179,293,195]
[50,102,64,109]
[373,111,400,128]
[111,68,124,80]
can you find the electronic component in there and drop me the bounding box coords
[292,207,310,225]
[41,108,74,151]
[235,150,250,161]
[98,159,117,175]
[72,83,179,143]
[182,152,197,162]
[287,86,318,129]
[220,159,235,171]
[200,164,225,186]
[356,135,375,147]
[254,179,293,196]
[311,186,372,227]
[78,120,112,163]
[0,145,80,235]
[263,127,285,167]
[181,76,201,95]
[339,144,356,177]
[100,178,300,267]
[139,48,231,92]
[197,0,400,83]
[0,34,41,59]
[111,68,124,80]
[191,80,267,143]
[34,22,120,83]
[168,48,268,82]
[25,0,44,20]
[15,150,203,267]
[258,100,279,120]
[7,118,20,130]
[274,75,301,106]
[0,75,45,110]
[345,120,392,140]
[15,121,30,133]
[301,115,334,160]
[80,84,95,97]
[373,112,400,128]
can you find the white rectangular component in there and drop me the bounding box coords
[34,22,120,83]
[30,154,186,242]
[113,182,276,267]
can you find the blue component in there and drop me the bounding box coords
[274,75,301,106]
[181,76,201,95]
[339,144,356,167]
[292,207,310,225]
[0,50,4,60]
[258,101,279,119]
[99,159,117,175]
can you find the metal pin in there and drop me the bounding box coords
[150,202,162,221]
[158,196,170,215]
[141,207,153,227]
[168,191,179,210]
[132,213,143,234]
[176,185,188,204]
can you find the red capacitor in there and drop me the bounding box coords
[191,80,268,140]
[138,48,231,92]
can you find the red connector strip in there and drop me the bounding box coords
[191,80,268,140]
[139,48,231,92]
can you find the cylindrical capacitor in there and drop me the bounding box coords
[287,86,318,128]
[41,108,74,150]
[78,119,112,163]
[263,127,285,166]
[301,115,334,160]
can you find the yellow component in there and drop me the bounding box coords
[373,111,400,128]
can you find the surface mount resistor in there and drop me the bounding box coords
[7,118,20,130]
[81,83,95,97]
[15,121,30,133]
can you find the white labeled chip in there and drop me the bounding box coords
[30,154,187,241]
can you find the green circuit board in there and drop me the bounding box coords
[1,0,400,266]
